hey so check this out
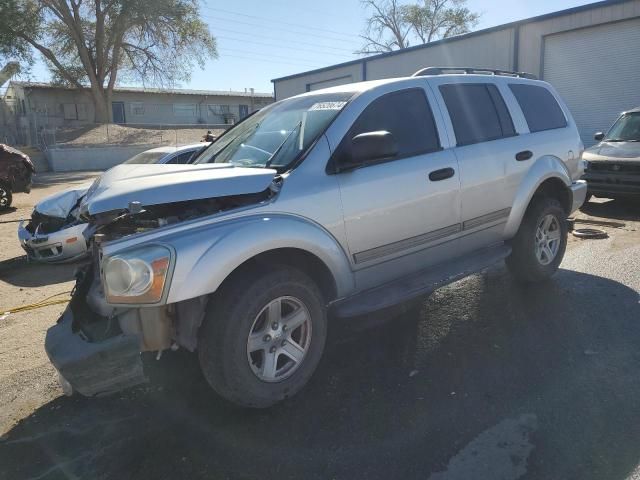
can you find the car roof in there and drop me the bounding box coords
[291,73,548,100]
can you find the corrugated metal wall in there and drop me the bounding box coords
[543,17,640,145]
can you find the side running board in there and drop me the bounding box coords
[331,243,512,318]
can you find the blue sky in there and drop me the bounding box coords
[26,0,590,94]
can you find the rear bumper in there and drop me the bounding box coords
[582,171,640,197]
[570,180,588,213]
[45,306,146,397]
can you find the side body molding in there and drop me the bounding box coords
[503,155,572,239]
[152,214,356,304]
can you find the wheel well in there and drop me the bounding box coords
[225,248,338,302]
[531,178,571,214]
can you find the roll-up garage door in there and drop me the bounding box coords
[543,18,640,146]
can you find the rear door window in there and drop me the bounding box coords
[509,84,567,132]
[349,88,440,160]
[439,83,516,146]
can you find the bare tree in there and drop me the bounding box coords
[358,0,479,54]
[0,0,217,122]
[358,0,412,54]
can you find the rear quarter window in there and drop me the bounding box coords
[509,84,567,133]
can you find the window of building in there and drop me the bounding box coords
[131,102,145,116]
[207,104,230,116]
[439,84,515,146]
[509,84,567,133]
[347,88,440,161]
[33,102,49,114]
[62,103,77,120]
[174,103,196,116]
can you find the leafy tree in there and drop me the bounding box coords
[404,0,479,43]
[359,0,479,54]
[0,0,217,122]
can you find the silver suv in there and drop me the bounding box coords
[45,68,587,407]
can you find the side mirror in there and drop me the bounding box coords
[594,132,605,141]
[337,131,397,172]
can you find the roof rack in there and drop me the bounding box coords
[412,67,538,80]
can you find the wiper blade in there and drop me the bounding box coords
[605,138,625,142]
[265,121,302,169]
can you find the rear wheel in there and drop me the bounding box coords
[0,182,12,209]
[198,265,327,408]
[506,197,568,283]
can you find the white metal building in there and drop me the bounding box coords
[272,0,640,145]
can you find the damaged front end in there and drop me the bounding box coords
[46,165,278,396]
[18,185,90,262]
[45,264,148,396]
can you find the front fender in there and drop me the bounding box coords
[504,155,571,238]
[163,214,354,304]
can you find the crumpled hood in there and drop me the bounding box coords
[583,141,640,162]
[35,182,92,218]
[82,163,277,216]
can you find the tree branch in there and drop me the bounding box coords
[15,31,83,89]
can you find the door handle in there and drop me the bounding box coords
[515,150,533,161]
[429,167,455,181]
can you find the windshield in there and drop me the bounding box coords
[194,92,354,170]
[123,150,169,164]
[605,112,640,142]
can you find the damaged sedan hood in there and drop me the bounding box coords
[584,141,640,162]
[82,163,277,216]
[35,182,92,218]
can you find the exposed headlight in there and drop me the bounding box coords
[103,245,172,304]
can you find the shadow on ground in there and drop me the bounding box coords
[580,198,640,222]
[0,207,17,217]
[0,255,80,287]
[2,267,640,479]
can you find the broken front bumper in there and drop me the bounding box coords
[45,305,146,397]
[18,222,89,262]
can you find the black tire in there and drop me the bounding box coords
[0,182,12,209]
[506,197,568,283]
[198,265,327,408]
[584,193,592,204]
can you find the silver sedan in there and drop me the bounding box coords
[18,143,208,263]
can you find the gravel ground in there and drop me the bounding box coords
[0,177,639,480]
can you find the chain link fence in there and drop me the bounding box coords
[37,123,230,150]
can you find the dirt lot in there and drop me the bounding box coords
[0,175,639,480]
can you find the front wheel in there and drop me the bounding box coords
[0,182,12,209]
[506,197,568,283]
[198,265,327,408]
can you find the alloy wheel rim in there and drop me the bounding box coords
[535,214,561,265]
[247,296,312,383]
[0,187,8,208]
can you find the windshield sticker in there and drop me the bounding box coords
[309,101,347,111]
